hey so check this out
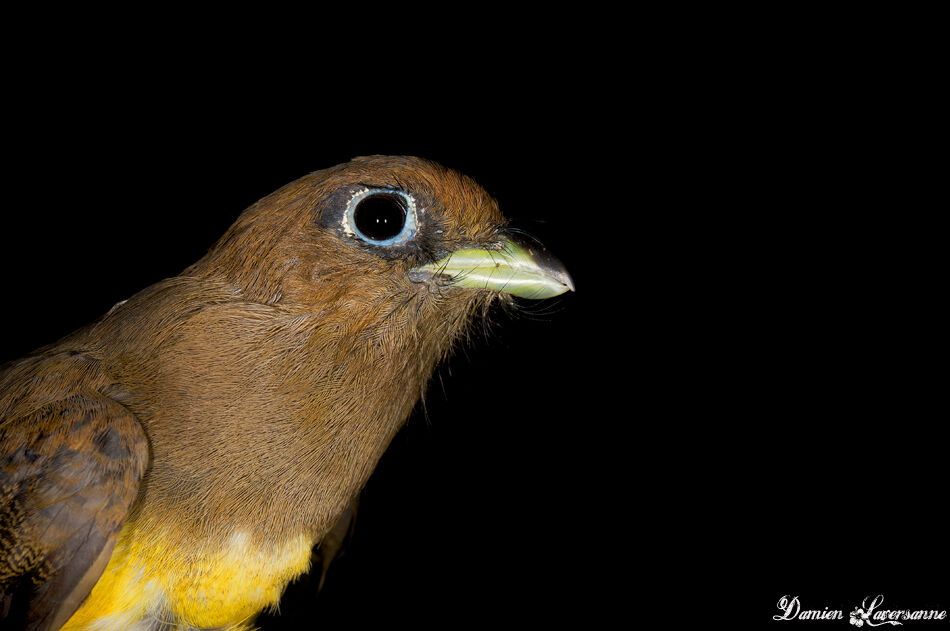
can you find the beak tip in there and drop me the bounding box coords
[514,236,574,295]
[551,270,575,295]
[544,258,575,295]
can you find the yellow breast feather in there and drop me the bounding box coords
[62,526,314,630]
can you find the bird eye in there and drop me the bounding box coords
[345,189,418,246]
[355,195,405,240]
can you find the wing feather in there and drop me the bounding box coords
[1,390,149,631]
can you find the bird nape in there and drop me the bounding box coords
[0,155,573,631]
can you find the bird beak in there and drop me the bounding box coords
[410,233,575,299]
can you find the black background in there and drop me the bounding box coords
[1,10,946,629]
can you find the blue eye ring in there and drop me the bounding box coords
[344,187,418,246]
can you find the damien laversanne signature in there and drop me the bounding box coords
[775,595,947,625]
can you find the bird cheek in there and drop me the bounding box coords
[271,262,339,309]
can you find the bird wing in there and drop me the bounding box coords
[0,390,149,631]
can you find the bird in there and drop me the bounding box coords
[0,155,573,631]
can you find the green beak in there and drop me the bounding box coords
[411,234,574,299]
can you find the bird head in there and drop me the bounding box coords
[185,155,573,363]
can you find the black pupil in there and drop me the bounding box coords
[354,194,407,241]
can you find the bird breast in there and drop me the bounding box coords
[62,526,314,630]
